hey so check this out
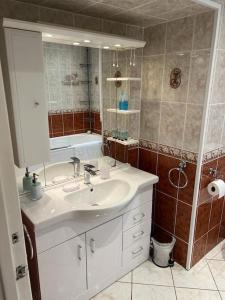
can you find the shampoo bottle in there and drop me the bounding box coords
[23,167,32,192]
[30,173,43,201]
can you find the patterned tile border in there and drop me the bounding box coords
[139,139,198,164]
[203,146,225,163]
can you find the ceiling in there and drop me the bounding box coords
[17,0,212,27]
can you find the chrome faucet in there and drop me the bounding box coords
[84,165,96,190]
[70,157,80,178]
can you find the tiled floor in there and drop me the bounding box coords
[92,241,225,300]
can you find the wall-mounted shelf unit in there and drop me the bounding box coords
[107,137,139,146]
[107,108,140,114]
[107,77,141,82]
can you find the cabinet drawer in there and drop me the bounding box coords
[123,201,152,231]
[123,237,150,269]
[123,220,151,250]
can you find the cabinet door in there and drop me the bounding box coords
[86,217,122,291]
[38,234,86,300]
[4,28,50,167]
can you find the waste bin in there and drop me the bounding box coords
[151,236,176,268]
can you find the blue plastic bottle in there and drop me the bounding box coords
[121,92,128,110]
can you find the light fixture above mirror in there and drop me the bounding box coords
[3,18,146,50]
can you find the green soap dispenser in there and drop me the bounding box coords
[23,167,32,192]
[30,173,43,201]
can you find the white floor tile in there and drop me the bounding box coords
[118,272,132,283]
[206,242,225,260]
[92,282,131,300]
[133,260,173,286]
[207,260,225,290]
[172,261,217,290]
[176,288,221,300]
[132,283,176,300]
[220,291,225,299]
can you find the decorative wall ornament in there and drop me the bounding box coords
[170,67,182,89]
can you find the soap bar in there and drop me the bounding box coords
[63,183,80,193]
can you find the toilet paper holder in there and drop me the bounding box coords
[209,168,217,177]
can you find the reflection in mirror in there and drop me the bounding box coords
[16,42,103,193]
[42,43,103,187]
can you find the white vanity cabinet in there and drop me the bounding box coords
[22,180,157,300]
[86,217,122,292]
[3,28,50,167]
[38,234,86,300]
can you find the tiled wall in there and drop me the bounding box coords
[89,48,100,112]
[191,1,225,266]
[141,12,214,154]
[44,42,102,137]
[192,152,225,265]
[0,1,143,40]
[48,111,101,137]
[138,12,214,268]
[44,42,89,112]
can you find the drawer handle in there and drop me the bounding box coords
[133,213,145,223]
[78,245,83,260]
[90,238,95,253]
[133,230,144,239]
[132,246,143,256]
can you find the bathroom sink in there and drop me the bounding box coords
[64,179,132,213]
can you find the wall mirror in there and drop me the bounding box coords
[9,19,145,193]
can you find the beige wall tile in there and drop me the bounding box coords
[166,17,194,53]
[39,6,74,27]
[218,4,225,50]
[9,1,39,22]
[193,12,214,50]
[204,104,225,152]
[183,104,203,152]
[126,25,144,40]
[142,55,164,102]
[162,52,190,103]
[75,14,101,31]
[188,50,211,104]
[102,20,126,36]
[159,102,186,148]
[211,50,225,104]
[143,23,166,56]
[140,101,160,142]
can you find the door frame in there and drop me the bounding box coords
[0,58,32,299]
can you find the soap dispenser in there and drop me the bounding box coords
[30,173,43,201]
[23,167,32,192]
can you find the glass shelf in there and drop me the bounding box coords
[106,77,141,82]
[107,108,140,114]
[107,137,139,146]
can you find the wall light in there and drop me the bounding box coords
[44,33,53,38]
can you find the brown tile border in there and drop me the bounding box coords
[139,139,198,163]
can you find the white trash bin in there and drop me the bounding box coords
[151,237,176,268]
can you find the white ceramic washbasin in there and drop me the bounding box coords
[64,179,132,213]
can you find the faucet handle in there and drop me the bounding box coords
[70,156,80,163]
[84,164,95,169]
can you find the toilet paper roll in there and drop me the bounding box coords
[207,179,225,198]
